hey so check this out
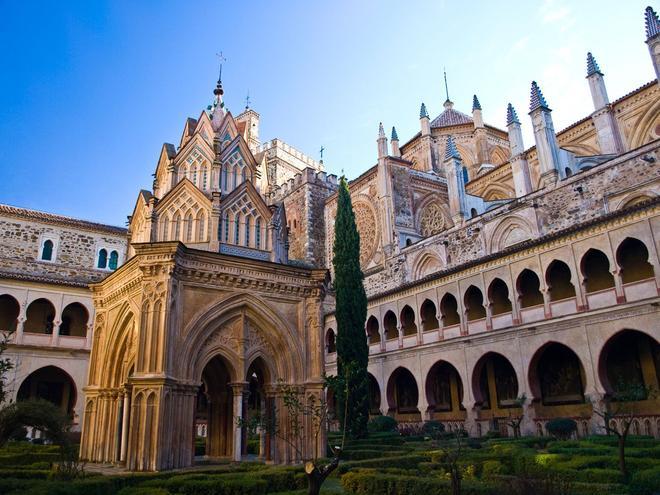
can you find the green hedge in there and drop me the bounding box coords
[341,471,496,495]
[341,448,408,460]
[116,488,170,495]
[336,454,430,474]
[630,466,660,495]
[0,452,60,466]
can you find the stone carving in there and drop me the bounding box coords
[352,201,378,266]
[419,202,446,237]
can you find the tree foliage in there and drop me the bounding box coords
[332,176,369,439]
[0,329,15,404]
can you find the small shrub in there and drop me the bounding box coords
[422,420,445,438]
[482,460,508,478]
[367,415,397,433]
[546,418,577,440]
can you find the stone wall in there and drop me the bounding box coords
[0,208,127,285]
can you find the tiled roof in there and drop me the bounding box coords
[0,203,127,235]
[506,103,520,126]
[430,102,473,128]
[586,52,602,77]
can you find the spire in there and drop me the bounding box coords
[586,52,603,77]
[420,102,429,119]
[391,126,399,141]
[529,81,550,112]
[506,103,520,126]
[443,67,450,103]
[444,135,461,160]
[472,94,482,111]
[378,122,385,137]
[645,6,660,40]
[211,53,227,124]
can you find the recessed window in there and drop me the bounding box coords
[41,239,54,261]
[97,249,108,269]
[109,251,119,270]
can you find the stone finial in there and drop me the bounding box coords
[420,102,429,119]
[645,6,660,40]
[529,81,550,112]
[586,52,603,77]
[378,122,385,137]
[444,135,461,160]
[472,94,482,111]
[506,103,520,126]
[391,126,399,141]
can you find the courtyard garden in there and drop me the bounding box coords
[1,423,659,495]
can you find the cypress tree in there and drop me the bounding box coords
[332,176,369,438]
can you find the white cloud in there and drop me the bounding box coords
[540,0,572,24]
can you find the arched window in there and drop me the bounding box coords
[616,238,655,284]
[383,310,398,340]
[197,212,206,242]
[0,294,20,333]
[464,286,486,321]
[255,218,261,249]
[97,248,108,269]
[109,251,119,270]
[245,217,251,247]
[202,166,208,190]
[174,215,181,240]
[234,214,240,244]
[185,213,193,242]
[474,353,519,409]
[440,293,460,327]
[232,167,238,189]
[59,302,89,337]
[387,367,419,414]
[400,305,416,336]
[462,166,469,183]
[517,269,544,308]
[41,239,54,261]
[488,278,512,315]
[470,208,478,219]
[224,213,230,242]
[223,167,228,191]
[581,249,615,293]
[366,315,380,344]
[533,344,584,405]
[191,165,198,186]
[545,260,576,301]
[565,167,572,177]
[326,329,336,354]
[161,215,170,241]
[420,299,439,331]
[24,298,55,334]
[426,361,464,412]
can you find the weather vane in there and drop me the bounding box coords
[216,51,227,82]
[245,90,251,110]
[443,66,450,102]
[319,146,325,161]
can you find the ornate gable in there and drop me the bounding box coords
[154,179,212,244]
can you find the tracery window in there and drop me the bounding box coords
[191,165,198,186]
[224,213,230,242]
[232,167,238,189]
[202,166,208,190]
[352,201,378,266]
[245,217,251,247]
[234,214,240,244]
[255,218,261,249]
[223,167,228,191]
[419,202,446,237]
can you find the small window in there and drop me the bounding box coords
[224,213,230,242]
[232,167,238,189]
[245,217,251,247]
[202,167,208,190]
[462,166,469,183]
[242,167,247,184]
[223,168,228,191]
[255,218,261,249]
[109,251,119,270]
[97,248,108,269]
[41,239,54,261]
[234,214,240,244]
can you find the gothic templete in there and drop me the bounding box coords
[0,5,659,472]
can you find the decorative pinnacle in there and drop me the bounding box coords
[529,81,550,112]
[420,102,429,119]
[391,126,399,141]
[378,122,386,138]
[506,103,520,126]
[472,94,482,111]
[444,135,461,160]
[586,52,603,77]
[645,6,660,40]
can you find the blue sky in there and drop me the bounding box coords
[0,0,655,226]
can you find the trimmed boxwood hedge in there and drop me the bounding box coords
[341,471,497,495]
[336,453,430,474]
[630,466,660,495]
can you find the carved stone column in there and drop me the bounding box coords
[230,382,248,462]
